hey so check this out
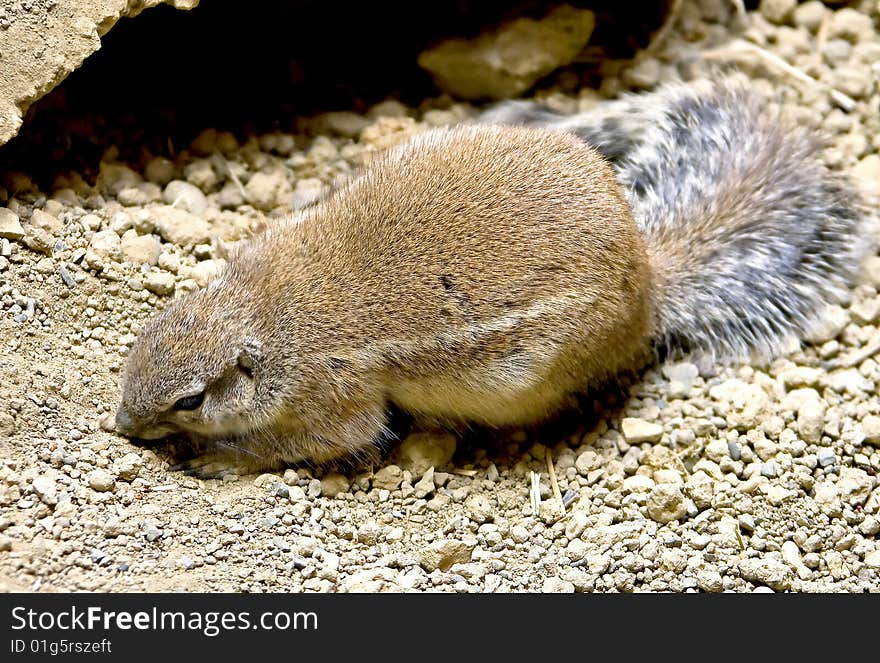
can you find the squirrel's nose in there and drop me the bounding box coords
[114,407,135,435]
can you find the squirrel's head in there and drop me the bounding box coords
[115,287,269,443]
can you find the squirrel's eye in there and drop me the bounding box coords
[237,361,253,379]
[173,392,204,411]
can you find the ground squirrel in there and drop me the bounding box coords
[115,77,873,476]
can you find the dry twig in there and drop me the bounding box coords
[702,39,857,111]
[546,452,563,510]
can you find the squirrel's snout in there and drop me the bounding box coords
[114,407,136,436]
[114,407,177,441]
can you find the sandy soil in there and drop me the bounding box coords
[1,0,879,592]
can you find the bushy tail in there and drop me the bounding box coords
[482,76,874,360]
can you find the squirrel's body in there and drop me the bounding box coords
[116,77,871,473]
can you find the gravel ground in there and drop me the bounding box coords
[1,1,879,593]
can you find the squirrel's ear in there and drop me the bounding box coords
[236,338,264,375]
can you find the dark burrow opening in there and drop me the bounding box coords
[1,0,670,185]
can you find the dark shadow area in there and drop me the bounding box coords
[1,0,668,184]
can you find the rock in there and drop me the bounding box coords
[87,469,115,492]
[372,464,403,491]
[184,159,220,192]
[797,399,826,444]
[215,182,246,209]
[163,180,209,215]
[312,111,371,138]
[90,548,108,564]
[30,209,63,234]
[422,109,459,127]
[575,450,600,475]
[420,539,476,572]
[144,525,163,542]
[780,367,823,389]
[761,462,778,479]
[647,483,687,524]
[320,473,349,498]
[144,271,176,296]
[340,568,399,592]
[824,550,849,580]
[759,0,796,24]
[24,234,56,264]
[620,417,663,444]
[117,182,162,206]
[245,171,291,211]
[465,494,494,523]
[862,415,880,447]
[89,230,122,260]
[0,208,25,240]
[830,8,875,42]
[793,1,826,31]
[851,295,880,325]
[417,5,594,100]
[145,157,177,185]
[397,432,456,476]
[114,453,142,481]
[215,131,239,154]
[662,361,699,397]
[781,540,809,577]
[739,556,793,591]
[32,476,58,506]
[727,439,741,461]
[0,413,16,438]
[766,485,796,506]
[357,521,381,546]
[837,468,874,506]
[826,368,872,396]
[622,474,655,493]
[805,305,849,344]
[0,1,199,148]
[190,128,219,156]
[824,39,852,64]
[851,155,880,200]
[158,250,180,273]
[539,499,565,524]
[622,57,661,89]
[152,206,212,246]
[685,471,714,510]
[109,213,134,237]
[253,471,280,489]
[696,569,723,593]
[817,448,836,468]
[641,445,680,472]
[413,467,435,498]
[864,550,880,569]
[188,259,226,287]
[813,480,839,507]
[542,577,575,593]
[120,230,162,265]
[748,430,776,461]
[708,379,770,429]
[834,66,871,100]
[289,178,326,210]
[97,162,142,196]
[654,469,683,485]
[704,438,730,463]
[368,100,410,119]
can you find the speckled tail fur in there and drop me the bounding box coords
[483,75,875,361]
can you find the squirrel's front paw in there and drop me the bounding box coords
[169,453,265,480]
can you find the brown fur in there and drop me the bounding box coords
[116,125,653,470]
